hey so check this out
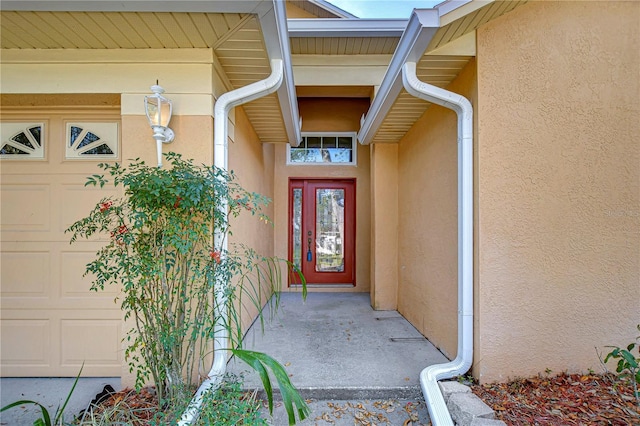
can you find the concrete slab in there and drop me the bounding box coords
[228,292,449,400]
[0,377,120,426]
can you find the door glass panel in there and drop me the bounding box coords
[315,188,345,272]
[292,188,303,270]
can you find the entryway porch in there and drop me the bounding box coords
[228,291,449,400]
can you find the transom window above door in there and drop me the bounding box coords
[287,132,357,165]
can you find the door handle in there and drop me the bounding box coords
[307,231,312,261]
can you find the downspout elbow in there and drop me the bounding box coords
[403,61,474,426]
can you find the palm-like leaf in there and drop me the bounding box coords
[231,349,310,425]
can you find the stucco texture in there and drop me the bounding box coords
[228,107,277,330]
[397,59,478,359]
[475,0,640,382]
[370,143,399,310]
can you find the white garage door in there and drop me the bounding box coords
[1,108,123,377]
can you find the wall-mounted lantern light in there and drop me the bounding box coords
[144,84,174,167]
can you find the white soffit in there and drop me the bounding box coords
[307,0,357,18]
[288,18,407,38]
[0,0,300,144]
[287,18,406,54]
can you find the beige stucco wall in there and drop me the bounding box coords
[370,143,399,310]
[475,0,640,382]
[274,97,372,293]
[396,60,478,359]
[228,106,277,329]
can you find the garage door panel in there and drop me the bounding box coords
[60,249,120,300]
[60,318,122,369]
[0,319,51,369]
[58,179,120,236]
[0,184,51,232]
[1,310,122,376]
[0,250,50,297]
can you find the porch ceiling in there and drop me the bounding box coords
[287,18,405,55]
[366,0,529,144]
[0,7,290,143]
[289,35,401,55]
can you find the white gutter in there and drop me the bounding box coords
[402,61,473,426]
[178,58,284,425]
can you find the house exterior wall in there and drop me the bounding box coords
[474,0,640,382]
[228,106,277,328]
[396,59,478,360]
[273,97,372,293]
[370,143,399,310]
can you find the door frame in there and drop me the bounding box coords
[288,178,356,287]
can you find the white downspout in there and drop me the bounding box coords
[178,58,284,425]
[402,61,473,426]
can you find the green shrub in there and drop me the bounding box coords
[604,324,640,406]
[67,153,308,424]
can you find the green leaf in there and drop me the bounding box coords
[620,350,638,369]
[231,349,310,425]
[0,400,51,426]
[230,349,274,413]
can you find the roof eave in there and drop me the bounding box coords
[258,0,302,145]
[357,9,440,145]
[1,0,301,145]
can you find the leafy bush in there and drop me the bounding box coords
[604,324,640,406]
[66,153,308,423]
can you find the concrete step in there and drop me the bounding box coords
[252,385,423,401]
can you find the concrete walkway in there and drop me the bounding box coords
[229,292,448,399]
[229,291,449,425]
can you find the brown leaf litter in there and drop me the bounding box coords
[470,372,639,425]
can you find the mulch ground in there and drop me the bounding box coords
[470,373,639,425]
[82,373,639,425]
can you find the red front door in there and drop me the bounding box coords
[289,179,355,286]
